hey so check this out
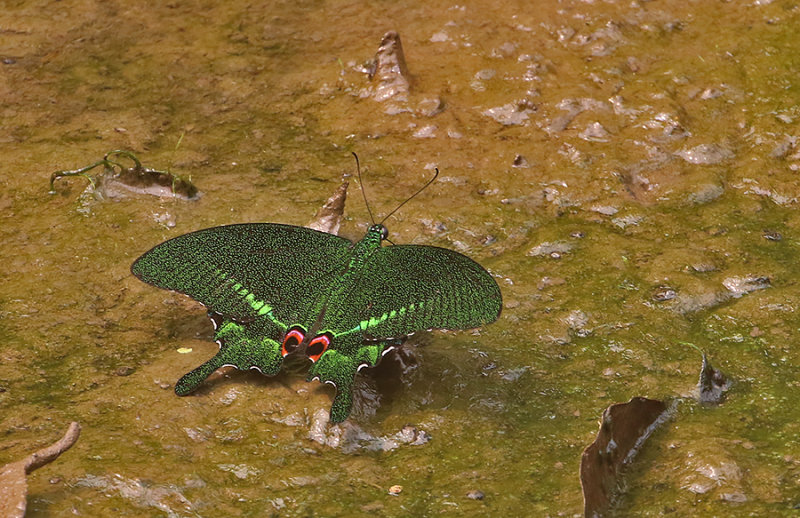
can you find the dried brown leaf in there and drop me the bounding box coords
[580,398,668,518]
[307,179,348,235]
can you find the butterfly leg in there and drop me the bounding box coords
[175,318,284,396]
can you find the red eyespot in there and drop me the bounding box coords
[306,334,331,362]
[281,328,305,357]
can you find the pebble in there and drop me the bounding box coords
[466,489,485,500]
[675,144,733,165]
[652,286,677,302]
[512,154,529,168]
[114,366,135,376]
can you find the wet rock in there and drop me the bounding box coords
[115,366,135,376]
[670,289,729,314]
[527,241,573,257]
[770,135,797,159]
[308,409,431,453]
[152,212,177,228]
[372,31,411,103]
[183,427,211,443]
[430,31,449,43]
[688,183,725,205]
[698,87,724,100]
[538,276,566,290]
[698,352,731,405]
[675,144,733,165]
[76,473,192,515]
[491,41,517,58]
[512,154,529,168]
[652,286,677,302]
[722,276,770,298]
[412,125,437,138]
[416,96,444,117]
[721,492,747,503]
[482,100,535,126]
[218,387,240,405]
[590,205,619,216]
[612,214,643,229]
[681,451,746,501]
[732,178,797,205]
[689,261,717,273]
[217,463,261,479]
[579,122,610,142]
[563,310,590,336]
[466,489,485,500]
[547,98,606,133]
[308,408,333,446]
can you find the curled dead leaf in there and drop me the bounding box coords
[580,398,669,518]
[307,177,348,235]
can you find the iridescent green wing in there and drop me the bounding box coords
[327,244,502,343]
[174,315,287,395]
[131,223,353,326]
[132,223,354,396]
[309,244,502,423]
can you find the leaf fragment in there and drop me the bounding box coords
[580,398,669,517]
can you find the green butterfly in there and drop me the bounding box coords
[131,168,502,423]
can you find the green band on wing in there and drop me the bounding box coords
[213,269,284,328]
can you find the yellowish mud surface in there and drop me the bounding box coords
[2,0,800,515]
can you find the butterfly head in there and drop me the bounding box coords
[369,224,389,241]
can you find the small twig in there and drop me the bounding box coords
[24,422,81,474]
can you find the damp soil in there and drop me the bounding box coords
[3,1,800,516]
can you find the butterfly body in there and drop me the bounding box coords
[133,221,502,423]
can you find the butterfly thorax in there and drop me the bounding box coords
[345,225,385,270]
[297,225,386,346]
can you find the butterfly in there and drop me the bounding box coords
[131,161,502,423]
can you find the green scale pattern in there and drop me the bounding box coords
[132,223,502,423]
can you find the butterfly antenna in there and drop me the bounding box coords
[353,152,377,225]
[379,167,440,225]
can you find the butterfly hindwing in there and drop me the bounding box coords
[307,335,402,423]
[133,223,354,397]
[307,240,502,422]
[175,315,286,395]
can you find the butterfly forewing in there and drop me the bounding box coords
[131,223,353,324]
[322,244,502,340]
